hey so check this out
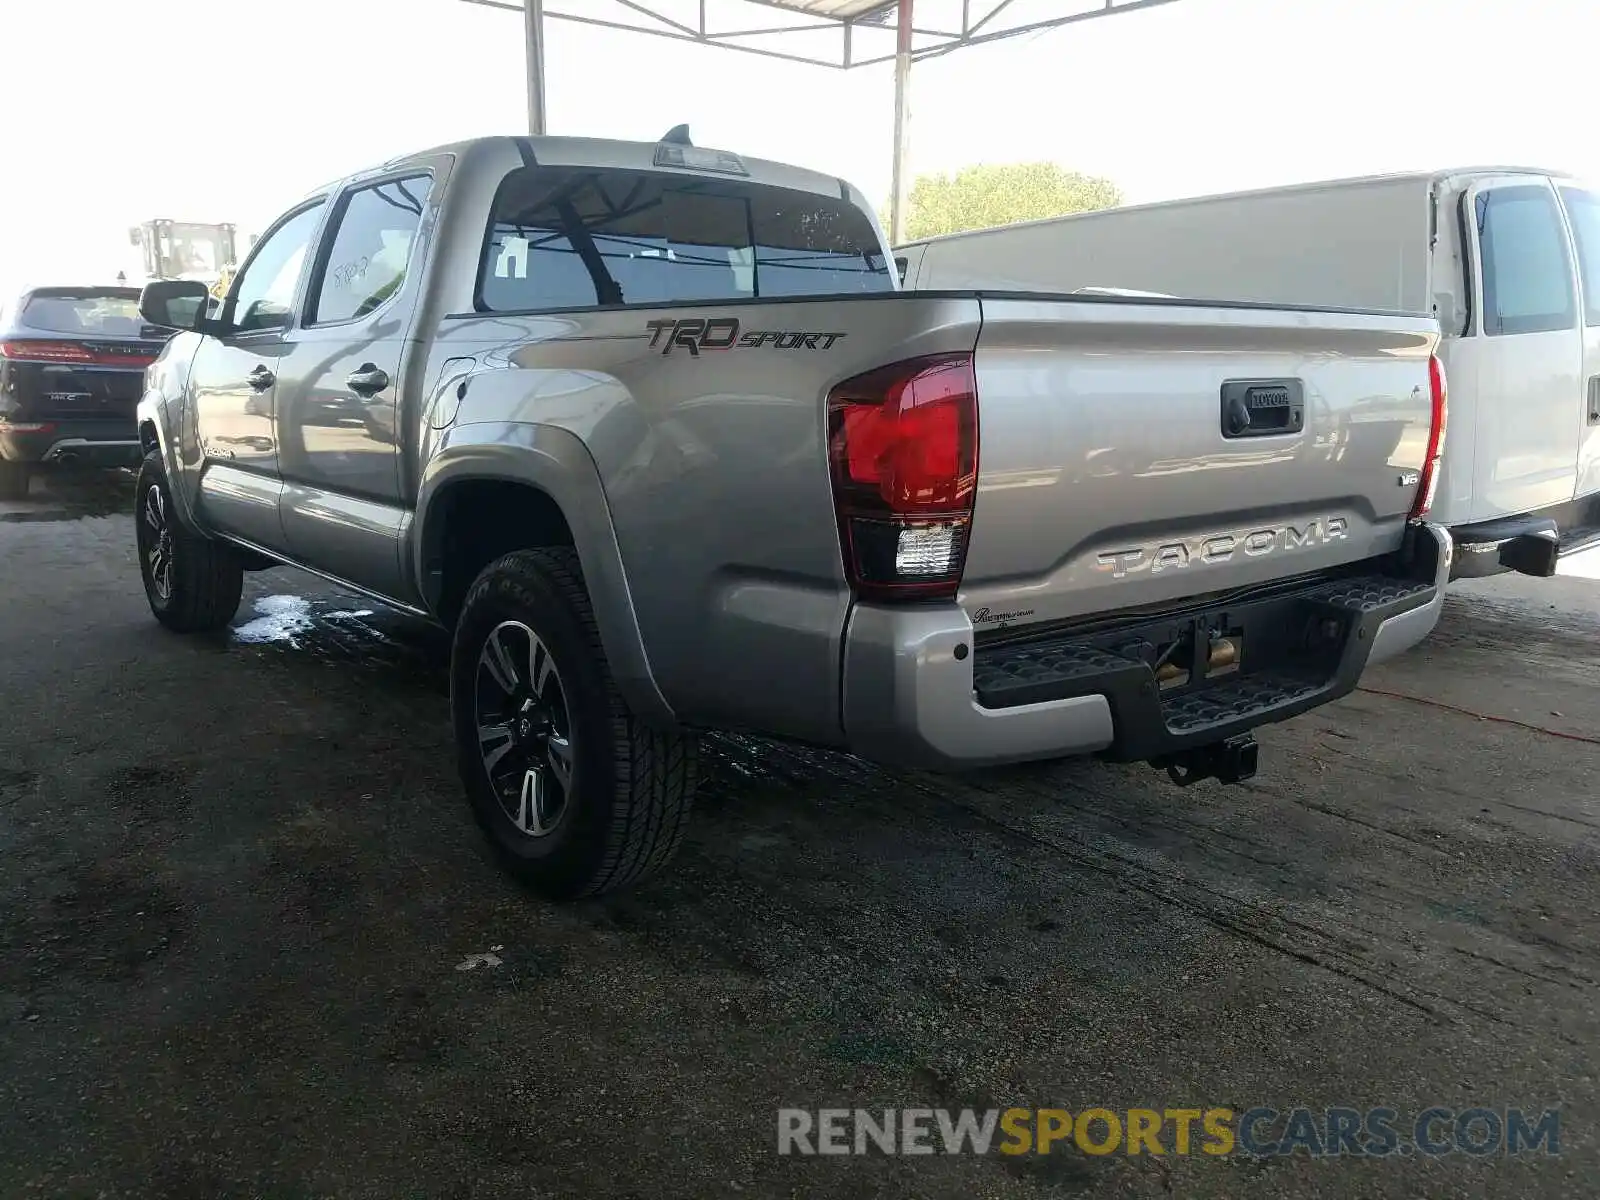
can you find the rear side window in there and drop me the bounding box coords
[20,291,143,335]
[1559,187,1600,327]
[477,166,892,312]
[1475,184,1575,336]
[309,175,432,325]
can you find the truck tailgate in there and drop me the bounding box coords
[959,296,1440,630]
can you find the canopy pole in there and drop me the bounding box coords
[887,0,913,245]
[524,0,547,136]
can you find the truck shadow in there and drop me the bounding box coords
[218,576,1600,1068]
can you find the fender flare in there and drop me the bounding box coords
[414,421,675,728]
[136,389,203,532]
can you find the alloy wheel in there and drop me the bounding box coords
[140,483,174,601]
[474,620,575,839]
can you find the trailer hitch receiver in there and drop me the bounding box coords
[1157,734,1259,787]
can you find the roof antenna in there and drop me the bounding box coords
[660,124,693,146]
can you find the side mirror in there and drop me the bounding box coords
[139,279,212,332]
[895,255,909,285]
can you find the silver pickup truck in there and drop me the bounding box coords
[133,130,1452,898]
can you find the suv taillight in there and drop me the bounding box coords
[1411,353,1448,521]
[0,340,94,363]
[827,353,978,602]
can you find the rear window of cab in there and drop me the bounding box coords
[477,166,893,313]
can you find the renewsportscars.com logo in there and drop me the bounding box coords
[777,1106,1561,1158]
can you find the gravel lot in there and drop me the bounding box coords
[1,470,1596,1199]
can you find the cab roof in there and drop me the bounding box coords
[306,133,860,207]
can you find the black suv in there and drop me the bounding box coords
[0,286,175,499]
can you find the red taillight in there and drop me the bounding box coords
[1,340,95,363]
[0,340,157,367]
[827,353,978,601]
[1411,353,1448,521]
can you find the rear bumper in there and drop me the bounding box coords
[1448,514,1560,580]
[0,422,141,466]
[840,523,1452,771]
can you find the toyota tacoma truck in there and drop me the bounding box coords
[132,130,1452,899]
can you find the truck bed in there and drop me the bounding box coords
[439,287,1440,750]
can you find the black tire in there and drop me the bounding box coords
[0,458,28,501]
[451,548,698,899]
[135,450,245,633]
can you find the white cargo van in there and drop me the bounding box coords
[896,169,1600,579]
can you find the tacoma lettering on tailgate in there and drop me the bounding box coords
[1095,517,1349,579]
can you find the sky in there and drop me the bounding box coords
[0,0,1591,290]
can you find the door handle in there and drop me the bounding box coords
[346,364,390,397]
[247,365,275,392]
[1589,376,1600,425]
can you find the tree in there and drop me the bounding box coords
[899,163,1122,241]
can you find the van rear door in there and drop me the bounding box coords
[1455,173,1584,523]
[1554,183,1600,531]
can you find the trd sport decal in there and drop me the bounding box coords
[645,317,847,356]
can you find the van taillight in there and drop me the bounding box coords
[826,353,978,601]
[1411,353,1448,521]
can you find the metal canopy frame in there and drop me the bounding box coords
[462,0,1181,70]
[459,0,1184,241]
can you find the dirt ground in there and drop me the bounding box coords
[1,469,1596,1199]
